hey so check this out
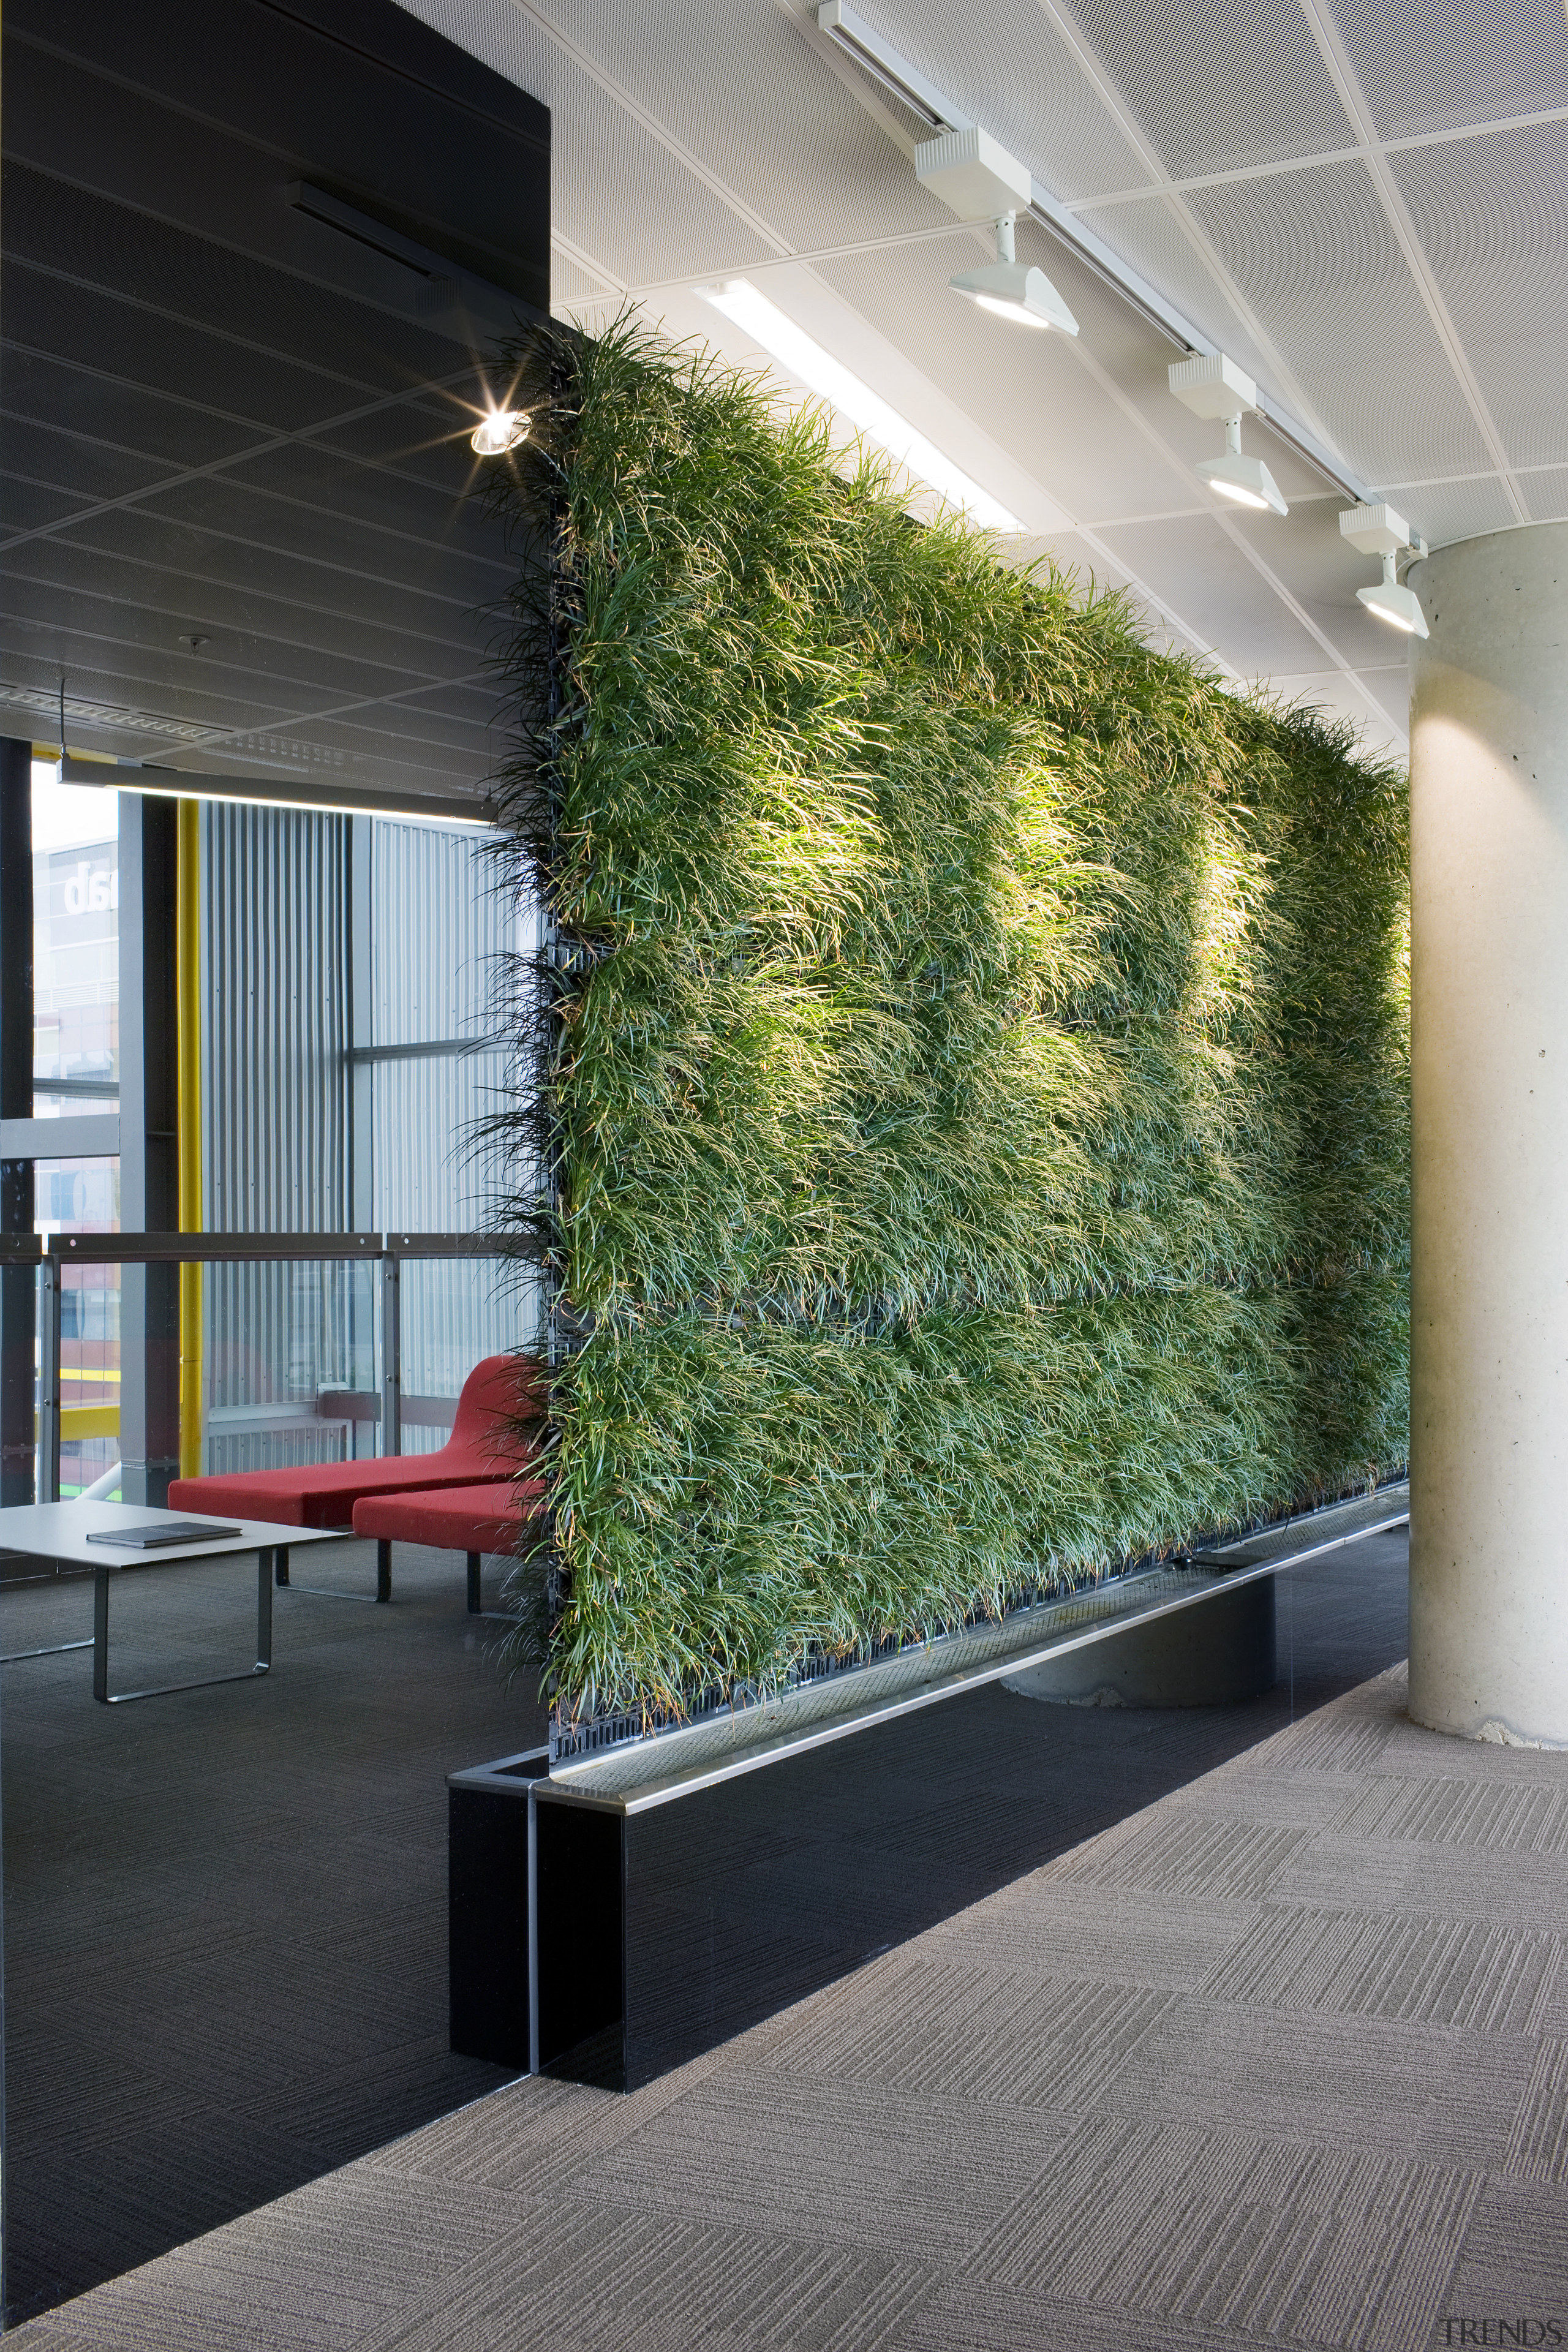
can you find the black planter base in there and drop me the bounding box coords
[448,1486,1410,2090]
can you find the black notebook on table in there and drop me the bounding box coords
[85,1520,243,1550]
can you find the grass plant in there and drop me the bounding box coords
[486,317,1410,1729]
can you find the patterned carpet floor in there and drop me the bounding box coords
[10,1528,1564,2348]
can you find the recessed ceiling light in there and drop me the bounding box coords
[470,410,529,457]
[697,279,1024,532]
[55,755,492,829]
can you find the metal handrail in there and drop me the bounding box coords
[0,1230,537,1264]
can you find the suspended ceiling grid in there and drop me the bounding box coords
[0,0,549,799]
[403,0,1568,758]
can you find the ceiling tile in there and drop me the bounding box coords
[1519,465,1568,524]
[1379,474,1518,548]
[1061,0,1355,177]
[826,0,1157,203]
[1089,512,1341,676]
[814,238,1193,524]
[540,0,942,252]
[1332,0,1568,142]
[1265,666,1407,758]
[1185,161,1494,483]
[1390,123,1568,472]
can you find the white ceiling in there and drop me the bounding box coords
[402,0,1568,761]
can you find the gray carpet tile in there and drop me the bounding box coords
[5,2169,529,2352]
[357,2203,941,2352]
[1435,2177,1568,2316]
[968,2114,1482,2350]
[1051,1808,1311,1898]
[1202,1904,1561,2031]
[562,2068,1068,2261]
[1505,2039,1568,2183]
[1377,1717,1568,1786]
[1272,1837,1568,1929]
[1154,1766,1367,1828]
[916,1877,1257,1988]
[749,1950,1173,2109]
[16,1525,1568,2350]
[1336,1776,1568,1853]
[884,2276,1273,2352]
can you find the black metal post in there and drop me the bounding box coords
[0,741,34,1510]
[118,794,180,1506]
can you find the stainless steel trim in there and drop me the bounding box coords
[546,1483,1410,1812]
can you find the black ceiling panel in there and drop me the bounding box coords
[1,0,548,791]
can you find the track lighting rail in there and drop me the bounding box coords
[817,1,1375,505]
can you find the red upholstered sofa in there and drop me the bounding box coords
[351,1479,545,1611]
[168,1356,546,1593]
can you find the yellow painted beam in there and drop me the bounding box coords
[177,799,204,1480]
[61,1406,120,1441]
[37,1408,121,1441]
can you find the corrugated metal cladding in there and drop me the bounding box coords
[200,806,538,1474]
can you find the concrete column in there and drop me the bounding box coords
[1408,521,1568,1744]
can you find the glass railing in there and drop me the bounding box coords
[0,1231,540,1507]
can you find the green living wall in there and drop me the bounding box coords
[494,320,1409,1730]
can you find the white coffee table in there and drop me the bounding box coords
[0,1501,337,1704]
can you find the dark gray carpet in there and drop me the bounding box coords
[0,1539,546,2324]
[0,1532,1453,2343]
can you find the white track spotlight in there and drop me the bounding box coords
[1169,353,1288,516]
[1340,503,1429,637]
[917,126,1079,336]
[949,212,1079,333]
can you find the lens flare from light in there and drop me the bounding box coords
[471,410,530,457]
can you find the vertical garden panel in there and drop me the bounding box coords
[489,322,1410,1734]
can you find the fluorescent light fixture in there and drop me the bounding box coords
[1357,551,1428,638]
[470,410,529,457]
[698,279,1023,532]
[56,755,493,830]
[949,214,1078,335]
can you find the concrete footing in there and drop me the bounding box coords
[1003,1578,1276,1709]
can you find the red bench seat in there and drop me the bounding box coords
[352,1479,545,1611]
[167,1355,545,1531]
